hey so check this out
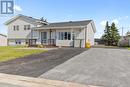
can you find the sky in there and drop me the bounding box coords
[0,0,130,38]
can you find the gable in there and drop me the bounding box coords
[7,18,34,27]
[0,34,7,37]
[89,21,96,33]
[4,14,39,26]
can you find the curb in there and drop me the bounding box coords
[0,73,103,87]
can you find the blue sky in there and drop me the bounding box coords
[0,0,130,38]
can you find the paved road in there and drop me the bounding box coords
[40,48,130,87]
[0,48,86,77]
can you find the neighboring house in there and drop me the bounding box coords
[0,34,7,46]
[94,38,105,45]
[5,14,96,48]
[118,31,130,46]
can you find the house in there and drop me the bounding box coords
[5,14,96,48]
[94,38,105,45]
[0,34,7,46]
[118,31,130,47]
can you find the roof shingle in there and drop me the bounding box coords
[38,20,92,28]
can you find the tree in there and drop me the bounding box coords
[102,22,120,46]
[110,22,120,45]
[102,21,111,45]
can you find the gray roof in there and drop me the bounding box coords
[38,20,92,28]
[4,14,46,25]
[0,34,7,37]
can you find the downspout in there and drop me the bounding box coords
[84,26,87,48]
[55,29,56,45]
[29,28,33,46]
[72,28,75,47]
[31,27,33,39]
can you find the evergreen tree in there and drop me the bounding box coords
[102,21,111,45]
[110,22,120,45]
[102,22,120,46]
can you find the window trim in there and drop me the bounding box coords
[15,40,21,45]
[58,32,71,40]
[24,25,31,30]
[13,25,19,31]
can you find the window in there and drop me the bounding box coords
[13,26,15,31]
[61,32,64,40]
[17,26,19,31]
[68,32,71,40]
[24,25,26,30]
[24,25,30,30]
[15,40,21,45]
[58,32,71,40]
[13,25,19,31]
[64,32,67,40]
[19,42,21,44]
[27,25,30,30]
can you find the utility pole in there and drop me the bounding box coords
[122,27,124,38]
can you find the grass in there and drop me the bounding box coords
[127,48,130,50]
[0,46,46,62]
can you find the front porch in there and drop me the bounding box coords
[30,27,86,48]
[28,39,56,47]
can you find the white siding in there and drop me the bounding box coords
[7,19,34,39]
[87,23,95,46]
[0,35,7,46]
[56,29,73,47]
[74,28,85,48]
[8,40,15,46]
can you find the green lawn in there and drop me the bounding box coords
[0,46,46,62]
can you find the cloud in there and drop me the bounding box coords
[100,19,119,27]
[100,20,107,27]
[118,16,129,20]
[111,19,119,25]
[14,5,22,12]
[100,16,129,27]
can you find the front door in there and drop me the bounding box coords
[41,32,47,44]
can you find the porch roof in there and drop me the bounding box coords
[36,20,92,30]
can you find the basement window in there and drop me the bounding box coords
[15,40,21,45]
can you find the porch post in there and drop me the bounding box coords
[49,29,52,45]
[71,28,75,47]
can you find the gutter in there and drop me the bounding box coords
[36,26,86,30]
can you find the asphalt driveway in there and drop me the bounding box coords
[0,48,86,77]
[40,48,130,87]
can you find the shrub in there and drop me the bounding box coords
[118,38,129,47]
[24,44,29,48]
[37,44,44,48]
